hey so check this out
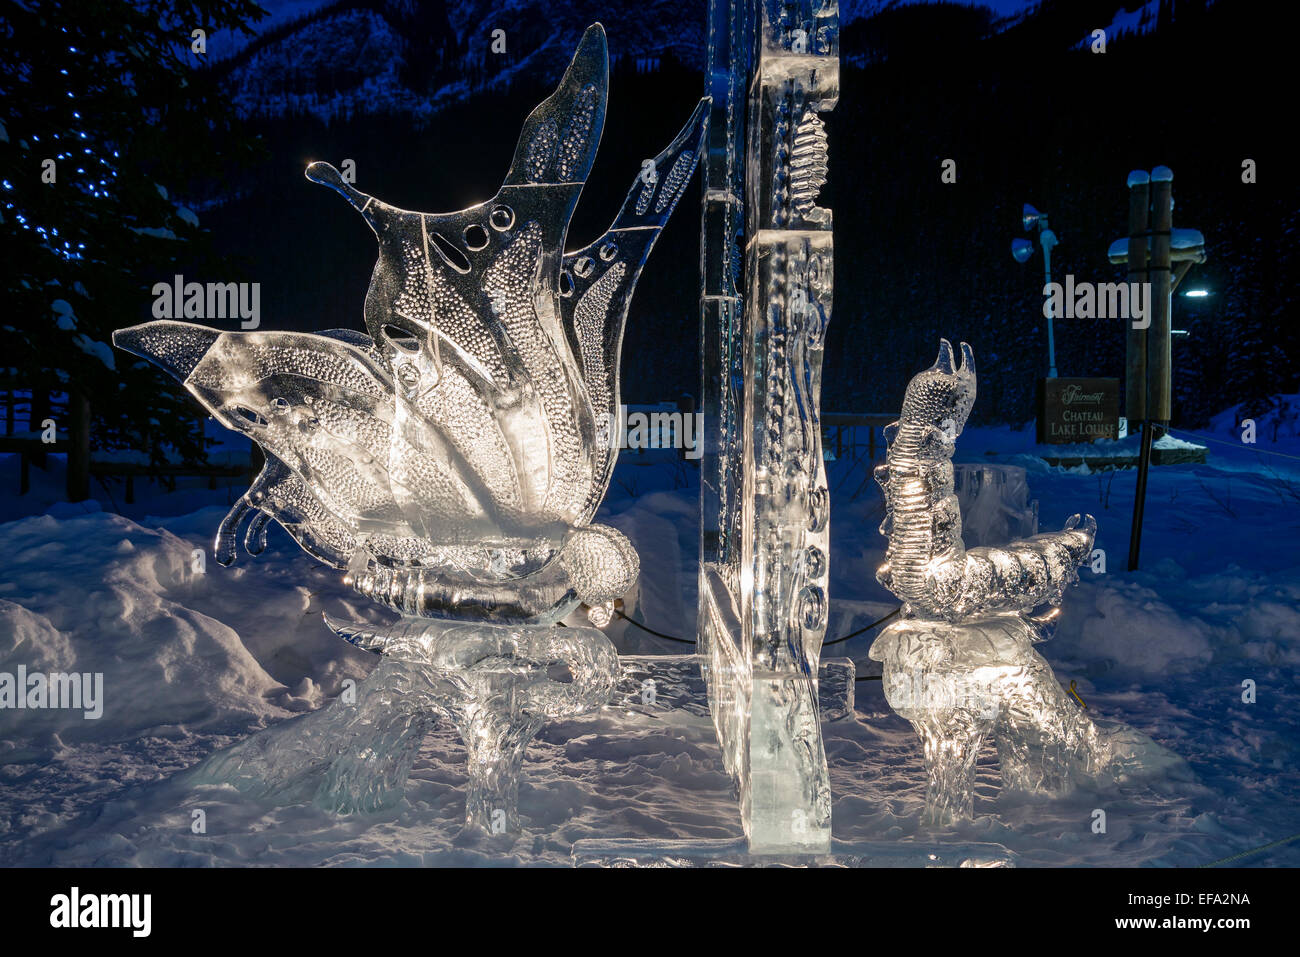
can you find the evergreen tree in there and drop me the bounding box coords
[0,0,266,491]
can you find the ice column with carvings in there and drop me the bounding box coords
[699,0,838,853]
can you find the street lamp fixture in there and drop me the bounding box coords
[1012,203,1059,378]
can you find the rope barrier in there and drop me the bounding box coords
[1165,427,1300,463]
[1199,830,1300,867]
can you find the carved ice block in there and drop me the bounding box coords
[699,0,839,853]
[871,614,1110,826]
[954,464,1039,549]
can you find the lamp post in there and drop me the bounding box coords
[1012,203,1059,379]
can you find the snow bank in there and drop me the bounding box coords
[0,422,1297,866]
[1054,578,1217,675]
[0,509,292,742]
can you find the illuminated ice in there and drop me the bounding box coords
[115,24,706,831]
[697,0,840,853]
[193,619,618,830]
[870,341,1111,825]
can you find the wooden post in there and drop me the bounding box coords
[66,391,90,502]
[1117,165,1205,573]
[1125,171,1149,424]
[1129,166,1174,571]
[1148,167,1174,427]
[29,388,50,468]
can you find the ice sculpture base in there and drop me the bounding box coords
[572,837,1016,868]
[191,619,618,833]
[870,614,1112,826]
[609,654,855,722]
[582,654,855,857]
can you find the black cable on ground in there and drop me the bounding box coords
[823,606,902,647]
[613,604,903,649]
[613,608,698,644]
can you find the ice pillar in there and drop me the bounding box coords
[699,0,838,853]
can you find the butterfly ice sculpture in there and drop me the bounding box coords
[115,24,707,626]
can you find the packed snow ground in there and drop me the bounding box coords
[0,412,1297,867]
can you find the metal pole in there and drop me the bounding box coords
[1128,419,1154,571]
[1043,237,1057,378]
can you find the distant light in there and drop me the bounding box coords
[1183,289,1210,298]
[1171,329,1189,336]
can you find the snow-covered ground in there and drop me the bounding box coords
[0,409,1297,867]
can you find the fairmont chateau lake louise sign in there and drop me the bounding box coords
[1038,377,1120,444]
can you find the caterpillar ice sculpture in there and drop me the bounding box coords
[870,341,1112,825]
[113,25,708,830]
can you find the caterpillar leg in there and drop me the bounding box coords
[994,648,1110,794]
[914,708,992,826]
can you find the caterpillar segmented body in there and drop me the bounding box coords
[875,340,1096,621]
